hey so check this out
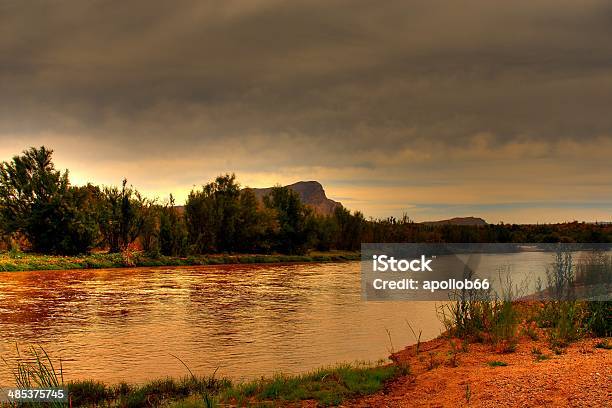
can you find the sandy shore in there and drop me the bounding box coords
[346,336,611,407]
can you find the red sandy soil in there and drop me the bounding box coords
[347,336,611,408]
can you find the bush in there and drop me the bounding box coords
[437,266,519,350]
[546,302,584,348]
[585,301,612,337]
[66,380,110,406]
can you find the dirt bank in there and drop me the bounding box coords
[347,336,611,407]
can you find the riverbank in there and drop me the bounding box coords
[3,299,610,407]
[11,356,402,407]
[348,297,612,407]
[351,335,611,407]
[18,332,609,407]
[0,250,360,272]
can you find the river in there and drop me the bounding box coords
[0,250,587,385]
[0,261,441,385]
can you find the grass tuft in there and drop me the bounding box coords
[4,347,397,408]
[2,345,66,408]
[594,340,612,350]
[220,362,398,406]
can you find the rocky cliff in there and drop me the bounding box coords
[250,181,342,215]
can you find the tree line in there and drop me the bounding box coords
[1,147,611,256]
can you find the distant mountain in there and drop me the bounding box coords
[250,181,342,216]
[422,217,487,226]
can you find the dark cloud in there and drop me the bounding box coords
[1,0,612,221]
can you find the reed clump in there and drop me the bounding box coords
[438,248,611,354]
[2,345,65,408]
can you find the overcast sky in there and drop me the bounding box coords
[2,0,612,223]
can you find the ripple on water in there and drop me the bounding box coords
[0,262,443,384]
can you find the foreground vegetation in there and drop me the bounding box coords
[437,248,611,352]
[0,250,360,272]
[435,253,611,373]
[6,349,400,408]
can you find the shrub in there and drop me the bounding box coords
[546,302,584,349]
[437,266,520,351]
[522,321,539,340]
[585,301,612,337]
[66,380,110,406]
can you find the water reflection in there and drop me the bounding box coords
[0,262,442,384]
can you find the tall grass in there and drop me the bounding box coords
[535,247,611,345]
[439,246,612,351]
[585,300,612,337]
[575,250,612,337]
[545,247,575,302]
[575,249,612,287]
[65,375,230,408]
[437,264,497,340]
[2,345,66,408]
[64,363,398,407]
[3,346,398,407]
[220,362,399,407]
[437,265,521,352]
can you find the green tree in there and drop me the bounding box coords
[185,174,242,253]
[159,195,188,256]
[264,186,314,254]
[311,215,339,251]
[211,174,241,251]
[0,147,100,254]
[137,194,159,255]
[333,206,365,250]
[56,184,103,254]
[99,179,149,252]
[235,188,275,253]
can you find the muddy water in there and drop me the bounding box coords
[0,262,442,385]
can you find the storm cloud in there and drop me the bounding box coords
[2,0,612,222]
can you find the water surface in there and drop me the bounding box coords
[0,262,442,384]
